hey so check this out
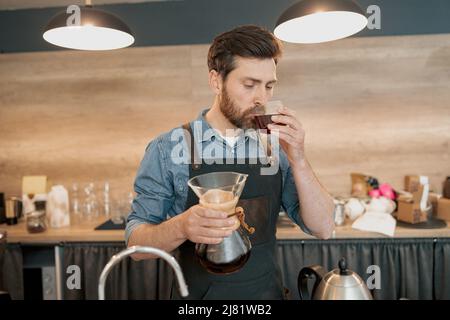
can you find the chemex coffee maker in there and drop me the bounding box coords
[298,257,373,300]
[188,172,255,275]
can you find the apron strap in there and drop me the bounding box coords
[182,123,201,171]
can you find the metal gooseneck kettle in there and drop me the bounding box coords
[298,257,373,300]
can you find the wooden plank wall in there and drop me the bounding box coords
[1,34,449,201]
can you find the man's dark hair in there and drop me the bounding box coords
[207,25,283,81]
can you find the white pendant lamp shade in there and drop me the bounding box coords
[43,6,134,50]
[274,0,368,44]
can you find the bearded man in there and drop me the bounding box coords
[126,25,335,300]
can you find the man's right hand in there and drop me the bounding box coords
[180,205,239,244]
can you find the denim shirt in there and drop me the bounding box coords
[125,109,310,243]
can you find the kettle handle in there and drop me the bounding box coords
[298,265,325,300]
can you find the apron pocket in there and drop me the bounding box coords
[201,269,283,300]
[237,196,272,246]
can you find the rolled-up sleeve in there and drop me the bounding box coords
[280,156,312,235]
[125,136,175,244]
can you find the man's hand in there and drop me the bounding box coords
[180,205,239,244]
[268,106,306,165]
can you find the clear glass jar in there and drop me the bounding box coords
[333,199,346,226]
[26,210,47,233]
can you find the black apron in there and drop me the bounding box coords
[171,122,284,300]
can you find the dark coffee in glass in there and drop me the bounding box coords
[255,114,278,134]
[253,100,284,134]
[196,244,251,275]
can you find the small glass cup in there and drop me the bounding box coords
[254,100,284,134]
[111,198,129,224]
[254,100,285,166]
[111,200,122,224]
[70,183,82,225]
[26,210,47,233]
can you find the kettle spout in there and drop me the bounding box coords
[98,245,189,299]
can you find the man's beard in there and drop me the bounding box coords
[219,87,258,130]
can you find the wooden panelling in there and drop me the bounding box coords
[0,34,449,200]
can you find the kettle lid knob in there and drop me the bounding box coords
[338,257,351,275]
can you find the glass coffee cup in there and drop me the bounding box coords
[253,100,285,134]
[253,100,285,165]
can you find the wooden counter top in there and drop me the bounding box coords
[1,217,124,244]
[1,216,449,244]
[277,220,450,240]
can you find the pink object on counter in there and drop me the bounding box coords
[369,189,381,198]
[379,183,395,200]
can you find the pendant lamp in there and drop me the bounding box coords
[43,0,134,50]
[274,0,368,44]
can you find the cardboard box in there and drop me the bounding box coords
[437,197,450,221]
[397,201,427,223]
[404,175,420,193]
[428,192,442,217]
[351,173,369,197]
[397,185,428,224]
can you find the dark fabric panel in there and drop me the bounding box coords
[434,238,450,300]
[61,238,441,300]
[62,243,173,300]
[2,244,24,299]
[277,238,435,300]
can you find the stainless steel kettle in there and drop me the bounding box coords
[298,258,373,300]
